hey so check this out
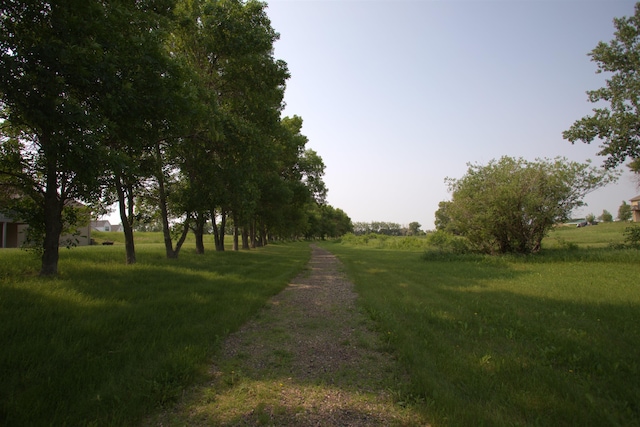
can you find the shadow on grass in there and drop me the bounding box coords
[0,243,310,426]
[322,243,640,426]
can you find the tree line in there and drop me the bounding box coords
[351,221,424,236]
[581,202,635,225]
[0,0,351,276]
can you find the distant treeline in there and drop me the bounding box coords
[352,221,425,236]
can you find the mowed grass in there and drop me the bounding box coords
[0,239,310,426]
[319,223,640,426]
[546,221,635,248]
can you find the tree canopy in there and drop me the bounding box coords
[444,157,616,254]
[0,0,177,274]
[563,3,640,169]
[0,0,349,275]
[618,200,633,221]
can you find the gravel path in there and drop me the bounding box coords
[148,244,429,426]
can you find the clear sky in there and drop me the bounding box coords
[265,0,640,229]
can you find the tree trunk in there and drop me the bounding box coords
[115,172,136,264]
[241,226,249,250]
[194,213,205,254]
[260,223,268,247]
[233,220,239,251]
[173,217,190,255]
[41,187,63,276]
[219,212,226,251]
[212,211,222,251]
[250,220,257,249]
[40,151,63,276]
[212,209,226,251]
[154,141,178,259]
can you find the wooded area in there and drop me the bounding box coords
[0,0,351,275]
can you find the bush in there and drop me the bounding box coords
[623,225,640,248]
[426,230,470,254]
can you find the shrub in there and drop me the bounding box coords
[623,225,640,248]
[426,230,470,254]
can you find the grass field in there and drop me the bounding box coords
[0,238,310,426]
[2,223,639,426]
[319,222,640,426]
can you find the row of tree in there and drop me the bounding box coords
[351,221,424,236]
[581,202,634,224]
[0,0,351,276]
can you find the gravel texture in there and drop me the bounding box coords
[147,244,429,426]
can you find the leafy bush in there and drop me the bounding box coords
[445,157,615,254]
[425,230,470,254]
[623,225,640,248]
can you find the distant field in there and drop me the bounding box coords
[546,221,632,248]
[319,222,640,426]
[0,240,310,426]
[91,230,190,245]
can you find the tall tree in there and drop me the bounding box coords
[0,1,118,274]
[101,1,185,264]
[0,0,183,270]
[170,0,288,252]
[564,3,640,168]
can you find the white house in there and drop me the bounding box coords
[91,220,112,232]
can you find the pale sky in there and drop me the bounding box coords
[266,0,640,229]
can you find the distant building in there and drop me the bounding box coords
[0,213,28,248]
[631,195,640,223]
[91,220,123,232]
[0,211,91,248]
[91,220,112,232]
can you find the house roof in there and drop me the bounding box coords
[91,220,111,228]
[631,195,640,202]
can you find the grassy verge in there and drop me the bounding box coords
[319,226,640,426]
[0,240,310,426]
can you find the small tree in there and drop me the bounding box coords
[586,213,597,224]
[445,156,616,254]
[408,222,422,235]
[618,200,633,221]
[599,210,614,222]
[624,225,640,247]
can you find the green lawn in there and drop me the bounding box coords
[319,224,640,426]
[2,223,639,426]
[0,240,310,426]
[546,221,634,248]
